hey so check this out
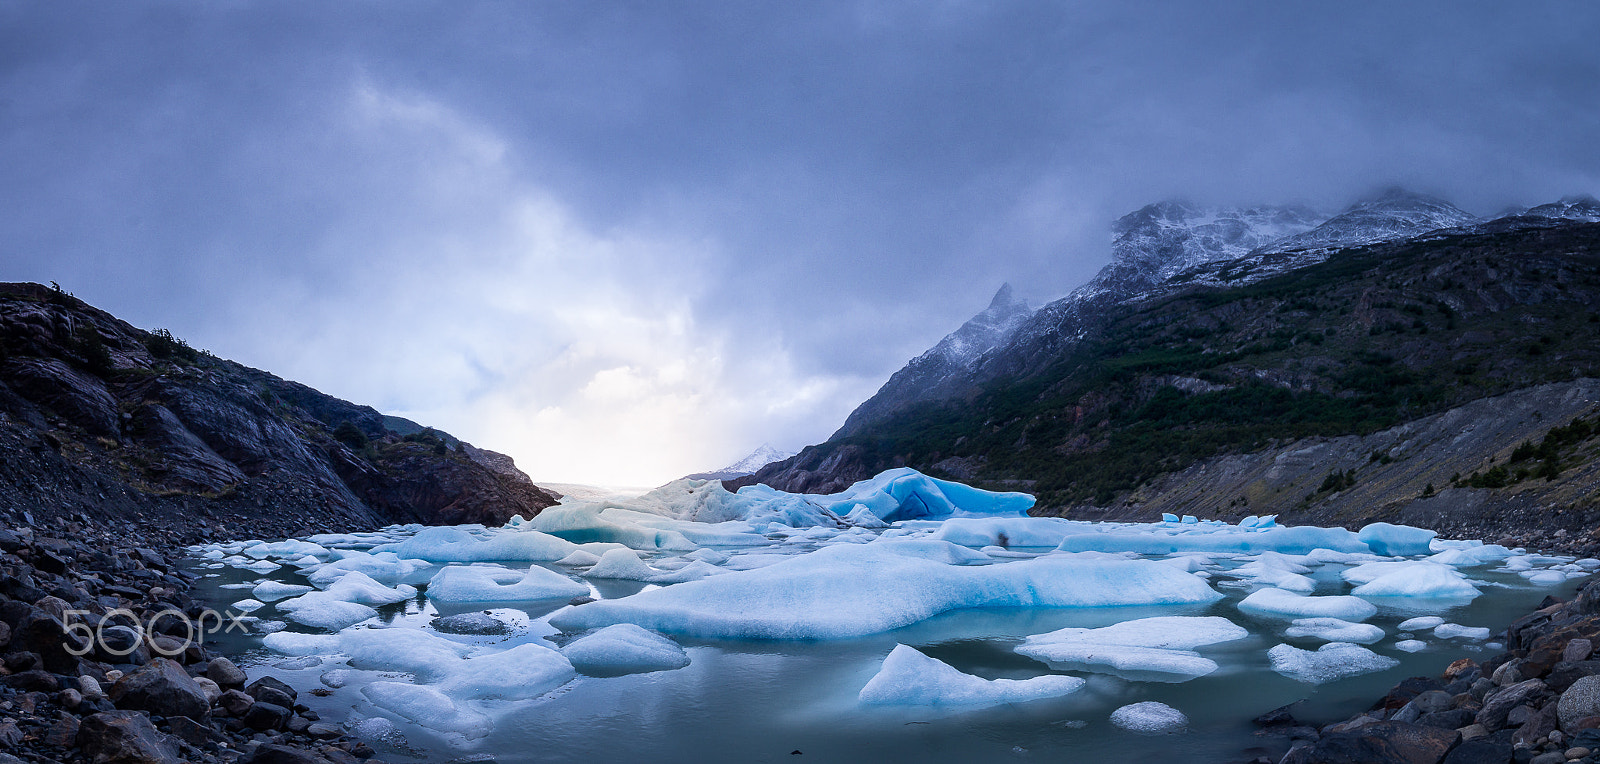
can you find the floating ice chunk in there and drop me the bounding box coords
[931,518,1078,548]
[584,548,658,580]
[305,552,429,587]
[320,669,352,688]
[374,526,578,563]
[275,599,377,631]
[252,581,313,601]
[1522,570,1568,585]
[317,571,418,605]
[1427,545,1514,566]
[555,550,602,567]
[1395,640,1427,652]
[552,543,1222,640]
[1398,616,1446,631]
[1181,515,1198,524]
[1434,623,1491,640]
[561,624,690,675]
[425,565,587,603]
[1016,616,1247,680]
[1306,548,1388,564]
[1238,515,1259,528]
[1156,556,1208,573]
[1231,563,1316,594]
[1237,588,1377,621]
[437,643,576,699]
[1162,513,1179,523]
[262,632,340,656]
[1284,618,1384,644]
[362,682,490,738]
[1109,701,1188,733]
[243,540,331,560]
[1349,563,1480,599]
[1356,523,1436,556]
[241,560,282,574]
[231,599,266,613]
[859,645,1084,706]
[340,627,475,678]
[1269,642,1399,684]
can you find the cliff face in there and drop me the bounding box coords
[0,283,558,541]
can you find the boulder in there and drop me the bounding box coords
[1282,721,1458,764]
[206,656,247,688]
[217,688,254,716]
[245,676,296,708]
[1560,675,1600,732]
[108,657,210,720]
[77,711,181,764]
[1475,678,1546,730]
[243,701,292,731]
[11,609,87,674]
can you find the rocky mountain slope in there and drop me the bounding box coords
[743,211,1600,537]
[834,201,1329,440]
[0,283,558,542]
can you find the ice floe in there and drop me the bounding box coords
[561,624,690,675]
[1269,642,1400,684]
[1015,616,1248,680]
[859,645,1084,706]
[1110,701,1188,733]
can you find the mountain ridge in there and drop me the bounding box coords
[0,282,559,542]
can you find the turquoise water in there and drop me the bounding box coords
[187,543,1578,764]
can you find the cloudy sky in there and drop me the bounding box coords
[3,2,1597,486]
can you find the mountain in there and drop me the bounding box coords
[830,202,1327,443]
[684,443,795,481]
[0,283,560,541]
[832,283,1032,439]
[1526,195,1600,222]
[743,207,1600,538]
[1258,188,1477,253]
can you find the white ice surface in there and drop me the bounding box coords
[859,645,1084,706]
[1109,701,1188,733]
[425,565,588,603]
[551,544,1222,640]
[1269,642,1399,684]
[1237,588,1377,621]
[561,624,691,674]
[1284,618,1384,644]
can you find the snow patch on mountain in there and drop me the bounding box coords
[684,444,796,481]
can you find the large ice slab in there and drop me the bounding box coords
[1056,526,1369,556]
[373,526,577,563]
[1016,616,1247,680]
[1237,588,1377,621]
[1356,523,1437,556]
[551,544,1221,640]
[859,645,1084,706]
[1284,618,1384,644]
[425,565,588,603]
[363,682,490,738]
[1347,562,1480,599]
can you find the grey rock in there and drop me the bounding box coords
[218,688,255,716]
[77,710,182,764]
[431,611,511,635]
[1529,752,1565,764]
[1413,690,1455,714]
[207,656,248,688]
[1566,639,1595,664]
[1475,678,1545,730]
[108,657,210,720]
[246,676,296,709]
[1560,675,1600,732]
[243,701,292,731]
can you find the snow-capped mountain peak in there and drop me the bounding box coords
[1255,188,1477,254]
[1525,195,1600,222]
[721,444,795,475]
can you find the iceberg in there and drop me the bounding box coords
[551,543,1222,640]
[1109,701,1188,733]
[1356,523,1436,556]
[425,565,588,603]
[583,548,658,580]
[362,682,490,738]
[1015,616,1249,680]
[1434,623,1491,640]
[1269,642,1399,684]
[1283,618,1384,644]
[930,517,1079,549]
[1349,562,1480,599]
[561,624,691,675]
[1056,525,1369,556]
[1237,588,1377,621]
[374,526,577,563]
[859,645,1084,706]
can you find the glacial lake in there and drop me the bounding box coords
[185,521,1585,764]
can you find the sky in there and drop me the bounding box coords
[2,1,1598,486]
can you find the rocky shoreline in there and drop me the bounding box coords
[1251,577,1600,764]
[0,518,378,764]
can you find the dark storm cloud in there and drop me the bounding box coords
[2,0,1596,482]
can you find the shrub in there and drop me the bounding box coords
[333,421,368,450]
